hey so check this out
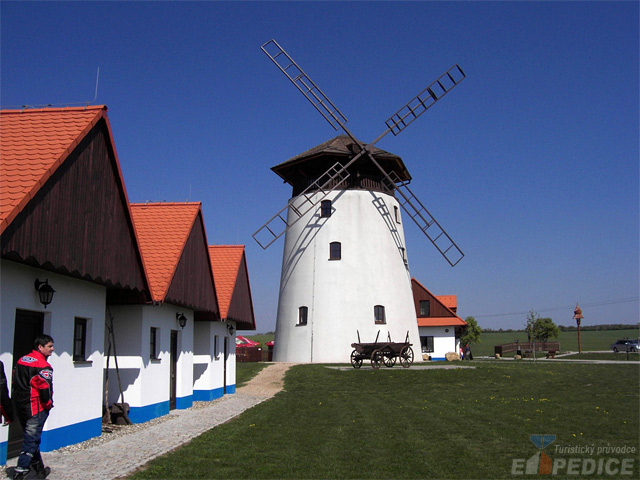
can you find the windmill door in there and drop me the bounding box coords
[169,330,178,410]
[8,310,44,458]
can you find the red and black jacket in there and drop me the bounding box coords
[12,350,53,418]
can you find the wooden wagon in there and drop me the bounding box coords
[350,331,414,369]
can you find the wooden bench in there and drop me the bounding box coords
[495,342,560,358]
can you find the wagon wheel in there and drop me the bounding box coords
[350,349,362,369]
[400,346,414,368]
[383,350,396,368]
[371,349,382,369]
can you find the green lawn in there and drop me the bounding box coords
[560,352,639,362]
[131,361,639,479]
[472,328,639,356]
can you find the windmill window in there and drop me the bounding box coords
[420,300,430,317]
[150,327,159,360]
[298,306,308,326]
[73,317,87,361]
[374,305,386,324]
[214,335,219,360]
[329,242,341,260]
[321,200,332,218]
[394,206,401,223]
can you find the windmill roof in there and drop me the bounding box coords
[271,134,411,184]
[208,245,245,320]
[130,202,201,303]
[0,106,109,233]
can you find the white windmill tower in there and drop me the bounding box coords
[254,40,465,364]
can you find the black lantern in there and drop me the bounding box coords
[227,324,235,335]
[34,279,55,308]
[176,313,187,329]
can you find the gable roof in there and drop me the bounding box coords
[130,202,218,316]
[0,106,149,296]
[1,106,109,233]
[209,245,256,330]
[411,278,467,327]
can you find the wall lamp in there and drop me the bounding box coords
[34,279,55,309]
[176,313,187,329]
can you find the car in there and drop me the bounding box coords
[610,339,639,353]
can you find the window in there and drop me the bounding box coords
[421,336,434,353]
[420,300,430,317]
[214,335,219,360]
[329,242,341,260]
[298,306,308,326]
[73,317,87,361]
[374,305,386,324]
[321,200,332,218]
[394,206,401,223]
[150,327,159,360]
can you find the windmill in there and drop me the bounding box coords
[254,39,466,363]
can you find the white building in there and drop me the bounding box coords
[411,278,467,361]
[0,106,255,465]
[272,136,422,363]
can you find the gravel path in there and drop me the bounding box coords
[3,363,293,480]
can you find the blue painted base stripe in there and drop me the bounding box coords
[40,417,102,452]
[431,357,446,361]
[194,387,224,401]
[128,401,169,424]
[176,395,193,410]
[226,384,236,394]
[1,441,7,466]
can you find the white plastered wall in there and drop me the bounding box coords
[0,260,106,433]
[106,304,194,410]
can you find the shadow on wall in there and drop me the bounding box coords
[279,190,347,291]
[369,192,408,270]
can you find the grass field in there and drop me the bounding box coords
[131,360,639,479]
[560,352,639,362]
[244,329,640,358]
[466,328,639,357]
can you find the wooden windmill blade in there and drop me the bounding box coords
[255,39,466,266]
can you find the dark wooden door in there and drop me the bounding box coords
[169,331,178,410]
[8,310,44,458]
[223,337,228,394]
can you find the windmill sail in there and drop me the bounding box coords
[256,39,466,266]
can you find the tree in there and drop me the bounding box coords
[525,310,538,342]
[524,311,560,342]
[533,317,560,342]
[460,316,481,345]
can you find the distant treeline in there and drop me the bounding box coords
[482,324,639,333]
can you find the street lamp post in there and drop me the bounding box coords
[573,303,584,354]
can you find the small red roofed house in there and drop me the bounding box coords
[112,202,222,420]
[209,245,257,366]
[0,106,150,460]
[411,278,467,360]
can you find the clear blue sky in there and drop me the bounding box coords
[2,1,638,332]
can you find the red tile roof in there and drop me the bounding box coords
[412,277,467,328]
[0,106,109,233]
[130,202,202,303]
[208,245,245,319]
[417,317,467,327]
[436,295,457,310]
